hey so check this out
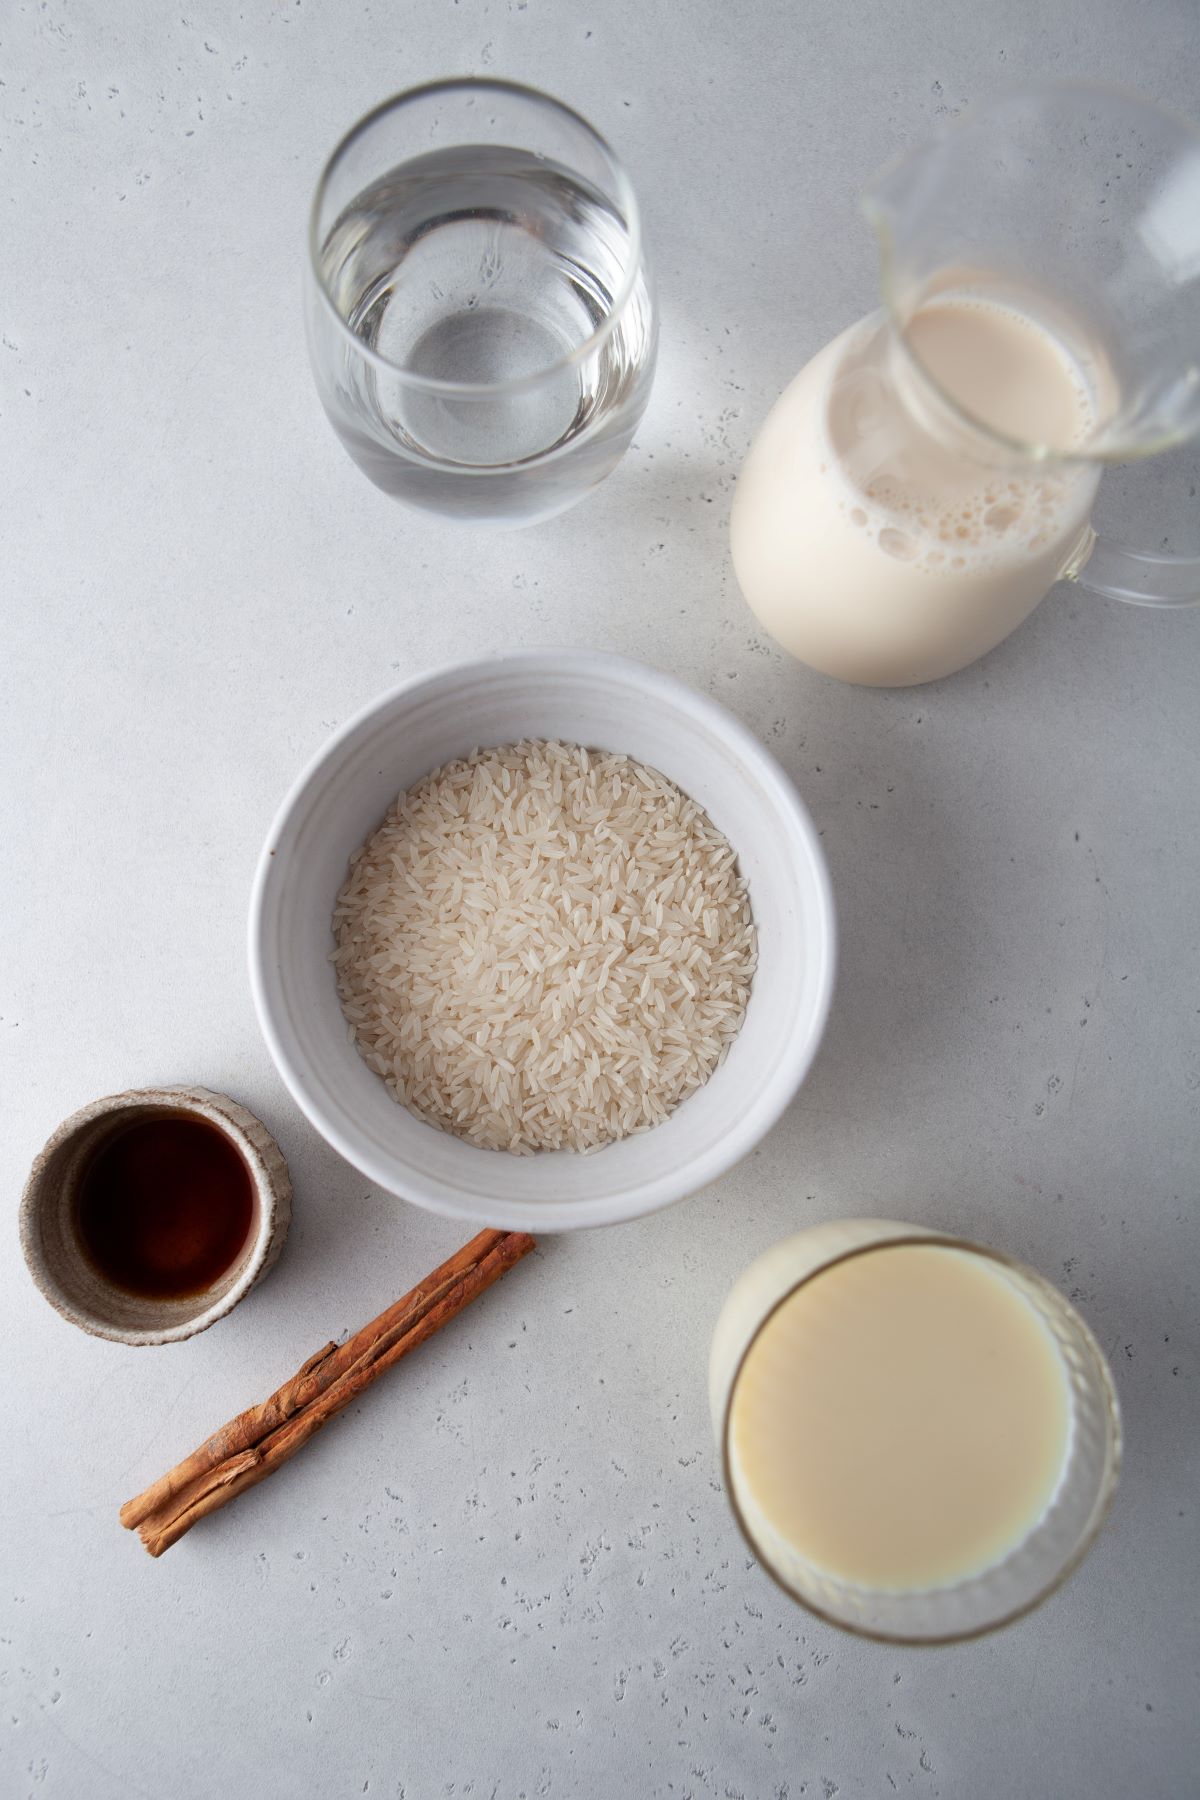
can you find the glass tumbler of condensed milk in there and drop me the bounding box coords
[709,1221,1121,1643]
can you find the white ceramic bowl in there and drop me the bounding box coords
[249,651,835,1231]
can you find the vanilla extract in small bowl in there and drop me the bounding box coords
[20,1086,292,1345]
[75,1113,255,1300]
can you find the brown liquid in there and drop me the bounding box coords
[75,1114,255,1300]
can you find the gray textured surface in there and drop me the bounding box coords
[2,1,1199,1796]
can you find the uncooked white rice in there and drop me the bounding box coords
[331,740,757,1154]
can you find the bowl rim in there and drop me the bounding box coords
[248,649,837,1230]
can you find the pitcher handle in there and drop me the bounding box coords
[1070,527,1200,608]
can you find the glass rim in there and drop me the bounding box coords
[719,1230,1122,1647]
[864,78,1200,468]
[307,76,646,398]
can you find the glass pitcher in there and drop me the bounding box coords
[731,83,1200,687]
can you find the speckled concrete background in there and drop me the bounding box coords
[2,1,1198,1796]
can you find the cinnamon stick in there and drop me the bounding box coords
[120,1227,535,1557]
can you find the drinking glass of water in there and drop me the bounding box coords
[306,79,657,525]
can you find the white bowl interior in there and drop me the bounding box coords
[251,654,834,1229]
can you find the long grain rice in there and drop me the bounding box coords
[331,740,757,1154]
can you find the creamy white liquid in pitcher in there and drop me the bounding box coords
[730,293,1105,685]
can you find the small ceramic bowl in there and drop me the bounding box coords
[19,1086,292,1345]
[250,650,836,1232]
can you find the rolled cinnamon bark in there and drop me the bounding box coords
[120,1227,535,1557]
